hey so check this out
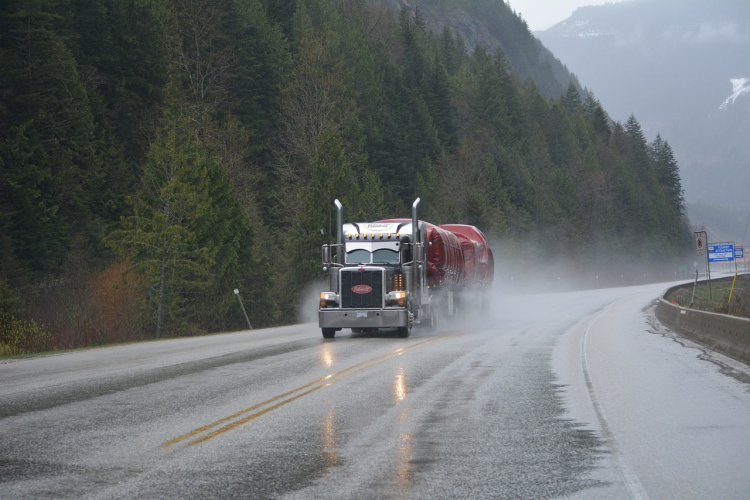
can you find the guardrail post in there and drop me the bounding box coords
[233,288,253,330]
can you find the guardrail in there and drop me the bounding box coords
[656,279,750,365]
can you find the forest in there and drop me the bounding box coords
[0,0,690,354]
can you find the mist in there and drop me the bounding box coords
[298,280,329,324]
[488,234,695,296]
[298,230,699,338]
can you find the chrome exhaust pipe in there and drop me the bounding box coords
[335,199,343,263]
[411,197,421,249]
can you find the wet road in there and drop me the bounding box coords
[2,283,750,498]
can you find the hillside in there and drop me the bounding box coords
[538,0,750,241]
[0,0,690,352]
[374,0,581,98]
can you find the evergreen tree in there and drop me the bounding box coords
[225,0,291,158]
[585,95,611,141]
[0,0,106,274]
[562,83,581,114]
[111,121,252,337]
[650,134,684,217]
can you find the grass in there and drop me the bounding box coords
[667,274,750,319]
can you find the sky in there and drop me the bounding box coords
[506,0,628,31]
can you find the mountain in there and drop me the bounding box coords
[538,0,750,242]
[373,0,581,98]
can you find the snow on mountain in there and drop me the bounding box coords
[552,18,616,39]
[537,0,750,241]
[719,77,750,110]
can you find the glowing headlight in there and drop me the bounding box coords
[386,290,407,307]
[319,292,339,308]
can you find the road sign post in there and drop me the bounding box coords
[695,231,711,300]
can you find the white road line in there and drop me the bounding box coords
[582,301,650,500]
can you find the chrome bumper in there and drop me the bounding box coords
[318,308,408,329]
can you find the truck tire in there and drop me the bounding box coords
[397,326,410,338]
[322,328,336,339]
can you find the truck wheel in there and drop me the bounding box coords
[322,328,336,339]
[397,326,410,338]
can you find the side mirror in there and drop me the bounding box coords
[321,245,331,266]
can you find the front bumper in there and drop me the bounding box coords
[319,308,408,329]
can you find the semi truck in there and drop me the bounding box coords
[318,198,493,338]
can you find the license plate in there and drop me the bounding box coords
[357,312,368,318]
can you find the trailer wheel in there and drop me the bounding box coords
[322,328,336,339]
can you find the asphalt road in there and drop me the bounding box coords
[2,282,749,498]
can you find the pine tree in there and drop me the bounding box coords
[562,83,581,114]
[585,95,611,141]
[0,0,106,274]
[650,134,684,217]
[226,0,291,157]
[110,120,251,337]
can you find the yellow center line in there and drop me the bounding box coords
[163,377,330,448]
[188,384,330,446]
[163,335,450,450]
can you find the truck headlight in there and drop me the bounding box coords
[386,290,407,307]
[320,292,339,308]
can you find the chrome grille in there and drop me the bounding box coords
[341,269,383,308]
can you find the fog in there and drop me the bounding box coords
[297,233,700,332]
[506,0,628,32]
[298,280,329,324]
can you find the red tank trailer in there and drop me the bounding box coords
[378,220,493,289]
[439,224,494,288]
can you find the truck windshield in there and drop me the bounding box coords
[346,249,370,264]
[345,249,399,264]
[372,249,399,264]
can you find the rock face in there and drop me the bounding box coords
[538,0,750,239]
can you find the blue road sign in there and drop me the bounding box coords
[708,243,735,263]
[736,247,745,260]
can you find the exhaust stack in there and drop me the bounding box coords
[334,199,343,263]
[412,198,421,252]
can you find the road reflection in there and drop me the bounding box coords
[320,343,335,368]
[394,367,412,491]
[397,430,413,490]
[393,367,407,402]
[323,408,339,467]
